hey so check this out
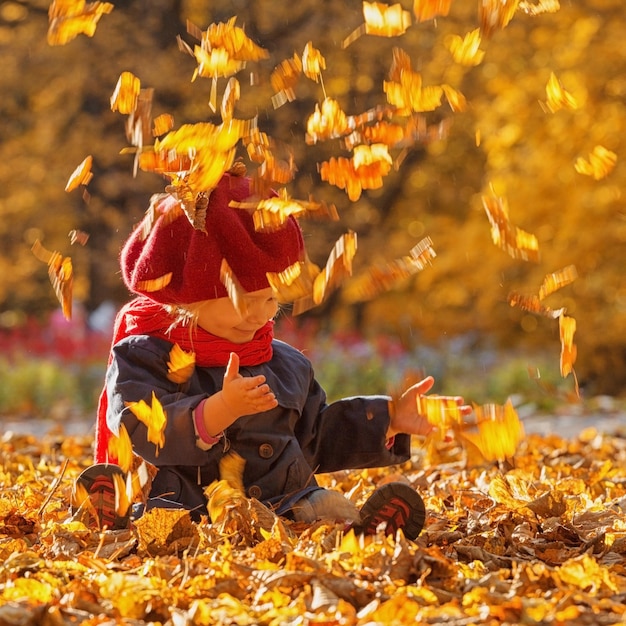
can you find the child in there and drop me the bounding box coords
[79,167,471,539]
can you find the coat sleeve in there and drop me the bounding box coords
[293,364,412,474]
[106,335,215,466]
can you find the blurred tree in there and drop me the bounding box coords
[1,0,625,393]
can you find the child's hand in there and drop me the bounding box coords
[387,376,472,438]
[221,352,278,418]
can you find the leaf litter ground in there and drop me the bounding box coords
[2,426,626,625]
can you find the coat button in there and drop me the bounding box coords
[248,485,262,499]
[258,443,274,458]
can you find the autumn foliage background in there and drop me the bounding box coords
[2,0,626,410]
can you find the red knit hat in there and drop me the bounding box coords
[121,172,305,304]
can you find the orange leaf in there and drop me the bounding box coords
[343,236,436,302]
[482,192,540,262]
[65,155,93,192]
[559,313,577,378]
[479,0,519,38]
[167,343,196,384]
[31,239,73,320]
[413,0,452,22]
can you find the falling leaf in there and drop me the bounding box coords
[384,49,444,113]
[108,423,134,474]
[507,291,565,319]
[221,77,240,122]
[47,0,114,46]
[364,2,412,36]
[479,0,520,38]
[445,29,485,66]
[343,236,436,302]
[220,258,247,317]
[231,188,339,232]
[559,313,577,378]
[542,72,578,113]
[68,230,89,246]
[538,265,578,300]
[319,144,393,201]
[166,343,196,384]
[418,394,464,432]
[413,0,452,22]
[343,2,412,48]
[31,239,73,320]
[306,98,350,145]
[266,256,321,304]
[519,0,560,16]
[125,391,167,456]
[65,155,93,192]
[302,42,326,83]
[574,145,617,180]
[135,272,173,294]
[270,53,303,107]
[313,231,358,305]
[110,71,141,115]
[441,84,468,112]
[152,113,174,137]
[459,400,525,463]
[292,232,358,314]
[482,192,540,262]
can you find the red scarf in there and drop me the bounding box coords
[94,296,274,463]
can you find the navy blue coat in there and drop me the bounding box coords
[106,335,411,514]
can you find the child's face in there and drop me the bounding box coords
[194,287,278,343]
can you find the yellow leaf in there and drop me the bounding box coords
[446,29,485,66]
[574,145,617,180]
[167,343,196,384]
[462,400,525,462]
[110,71,141,114]
[543,71,578,113]
[125,391,167,455]
[108,423,134,473]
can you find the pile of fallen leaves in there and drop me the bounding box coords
[2,427,626,625]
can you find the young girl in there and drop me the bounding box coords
[80,168,471,539]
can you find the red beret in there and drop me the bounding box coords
[121,173,304,304]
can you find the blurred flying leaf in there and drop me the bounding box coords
[542,72,578,113]
[31,239,73,320]
[125,391,167,456]
[47,0,114,46]
[482,191,540,263]
[445,29,485,67]
[166,343,196,384]
[574,145,617,180]
[343,236,436,303]
[64,155,93,192]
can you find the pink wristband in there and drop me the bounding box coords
[194,400,224,444]
[385,435,395,450]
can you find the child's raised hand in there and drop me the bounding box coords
[221,352,279,419]
[387,375,472,438]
